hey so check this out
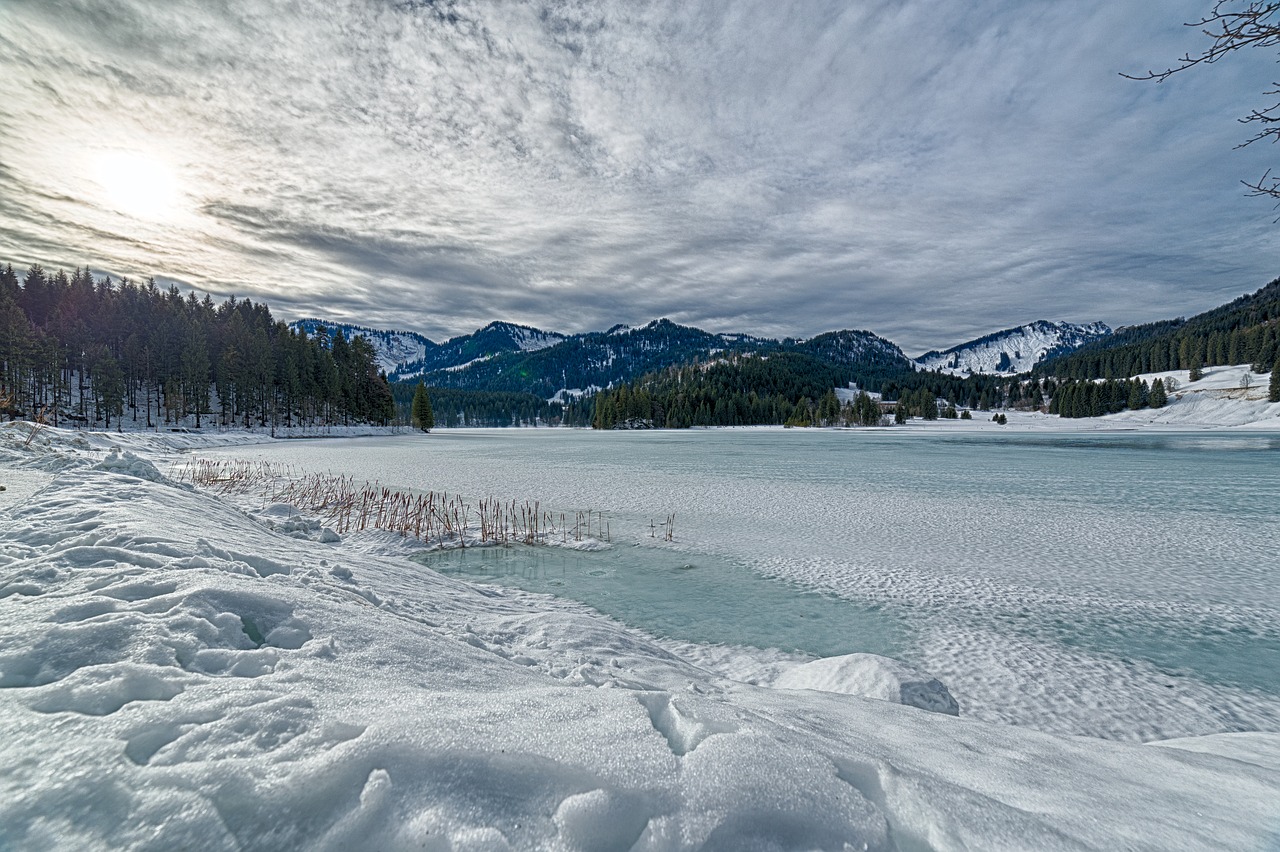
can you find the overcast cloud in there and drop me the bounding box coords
[0,0,1276,352]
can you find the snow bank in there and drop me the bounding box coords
[1151,731,1280,773]
[93,448,164,481]
[774,653,960,716]
[0,432,1277,850]
[253,503,343,543]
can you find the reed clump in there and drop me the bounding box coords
[175,458,642,547]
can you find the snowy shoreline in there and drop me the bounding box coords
[26,364,1280,444]
[1,423,1278,849]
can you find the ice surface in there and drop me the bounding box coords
[418,545,908,661]
[1,424,1278,849]
[216,427,1280,742]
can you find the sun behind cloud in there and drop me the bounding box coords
[92,150,183,222]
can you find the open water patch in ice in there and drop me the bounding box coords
[416,544,909,661]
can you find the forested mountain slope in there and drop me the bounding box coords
[1038,278,1280,380]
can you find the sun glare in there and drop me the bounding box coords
[92,150,182,221]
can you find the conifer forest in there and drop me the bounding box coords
[0,264,395,430]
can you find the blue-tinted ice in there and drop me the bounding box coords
[206,428,1280,738]
[418,545,907,660]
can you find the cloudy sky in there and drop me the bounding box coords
[1,0,1276,352]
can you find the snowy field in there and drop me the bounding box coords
[905,363,1280,432]
[2,419,1278,850]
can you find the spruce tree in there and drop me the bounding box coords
[412,382,434,432]
[1270,360,1280,403]
[93,351,125,429]
[1150,378,1167,408]
[1127,380,1145,411]
[1189,340,1205,382]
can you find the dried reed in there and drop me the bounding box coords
[173,458,651,547]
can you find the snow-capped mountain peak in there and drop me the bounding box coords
[290,319,569,381]
[477,321,565,352]
[916,320,1111,376]
[290,319,437,375]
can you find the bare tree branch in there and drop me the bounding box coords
[1122,0,1280,82]
[1125,2,1280,201]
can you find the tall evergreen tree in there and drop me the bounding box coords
[1189,339,1206,382]
[1149,377,1168,409]
[920,391,938,420]
[855,391,880,426]
[1270,360,1280,403]
[412,382,435,432]
[91,350,124,429]
[181,323,210,428]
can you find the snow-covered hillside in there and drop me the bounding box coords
[391,321,567,381]
[1079,364,1280,429]
[290,320,566,382]
[290,319,437,375]
[1,425,1277,850]
[493,321,565,352]
[917,320,1111,376]
[878,363,1280,432]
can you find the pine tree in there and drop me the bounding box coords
[818,390,841,426]
[1150,378,1167,408]
[592,392,615,429]
[412,382,434,432]
[1270,360,1280,403]
[1127,380,1145,411]
[1189,340,1205,382]
[181,324,210,428]
[92,350,124,429]
[857,391,880,426]
[1029,382,1044,409]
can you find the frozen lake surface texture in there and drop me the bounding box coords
[5,423,1280,850]
[209,429,1280,742]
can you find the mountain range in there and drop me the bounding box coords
[291,319,566,378]
[290,316,1109,398]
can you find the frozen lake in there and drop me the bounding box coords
[203,428,1280,741]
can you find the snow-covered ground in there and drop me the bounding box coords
[549,386,603,404]
[888,363,1280,432]
[2,423,1278,850]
